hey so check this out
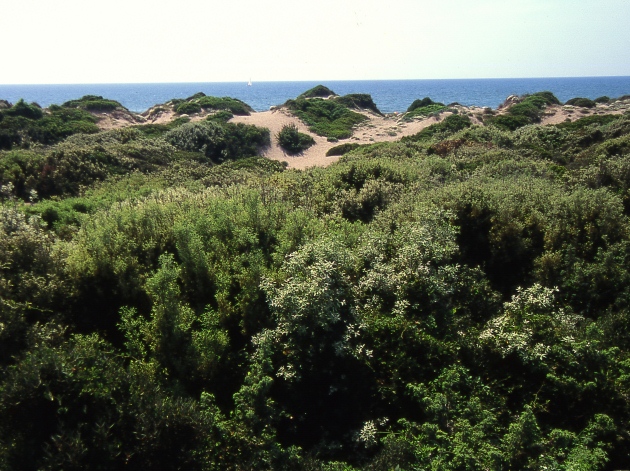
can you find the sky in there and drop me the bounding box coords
[1,0,629,84]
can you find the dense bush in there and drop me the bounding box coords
[62,95,122,111]
[326,142,363,156]
[196,96,253,115]
[407,97,444,112]
[275,123,315,154]
[403,114,472,142]
[3,99,43,120]
[298,85,337,99]
[285,97,367,139]
[566,97,597,108]
[4,90,630,470]
[175,101,202,115]
[165,120,270,162]
[485,92,560,130]
[334,94,382,115]
[0,105,99,150]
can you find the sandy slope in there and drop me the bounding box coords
[231,109,441,170]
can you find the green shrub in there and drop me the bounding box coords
[334,94,382,115]
[175,101,202,115]
[565,97,596,108]
[595,96,611,104]
[285,97,367,139]
[403,114,472,142]
[531,91,561,105]
[0,105,99,149]
[4,99,43,120]
[326,143,362,156]
[486,114,533,131]
[166,120,270,162]
[196,96,253,115]
[407,97,444,112]
[62,95,122,112]
[276,123,315,154]
[404,104,447,121]
[555,114,619,131]
[206,110,234,122]
[186,92,206,101]
[298,85,337,99]
[485,92,560,131]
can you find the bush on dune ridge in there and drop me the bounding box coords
[485,91,561,130]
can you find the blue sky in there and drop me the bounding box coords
[1,0,629,84]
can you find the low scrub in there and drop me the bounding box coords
[326,142,363,156]
[486,91,561,130]
[407,97,444,112]
[298,85,337,99]
[335,94,382,115]
[285,96,367,140]
[565,97,596,108]
[0,102,99,149]
[276,123,315,154]
[165,120,270,162]
[403,114,472,142]
[62,95,123,112]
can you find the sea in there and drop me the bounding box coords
[1,77,630,114]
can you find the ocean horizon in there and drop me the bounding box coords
[1,77,630,114]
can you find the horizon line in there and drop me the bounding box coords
[2,75,630,86]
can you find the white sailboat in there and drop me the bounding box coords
[247,78,252,86]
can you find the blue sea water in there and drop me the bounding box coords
[1,77,630,114]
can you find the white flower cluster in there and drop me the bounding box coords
[480,284,583,362]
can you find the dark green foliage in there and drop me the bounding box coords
[165,120,270,162]
[298,84,337,99]
[405,96,448,121]
[206,110,234,122]
[487,114,533,131]
[595,96,610,103]
[326,142,363,156]
[532,90,561,105]
[62,95,122,111]
[0,103,99,150]
[486,92,561,130]
[403,114,472,142]
[186,92,206,101]
[175,100,202,115]
[173,94,253,116]
[555,113,619,131]
[4,91,630,470]
[276,123,315,154]
[196,96,253,115]
[0,128,178,200]
[566,97,597,108]
[407,96,444,112]
[285,95,368,139]
[4,99,43,120]
[334,94,382,115]
[404,103,448,121]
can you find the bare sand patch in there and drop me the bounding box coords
[231,109,442,170]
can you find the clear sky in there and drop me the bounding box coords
[1,0,629,84]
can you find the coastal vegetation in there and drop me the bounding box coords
[1,89,630,470]
[276,123,315,154]
[284,89,381,140]
[0,98,100,149]
[404,97,447,121]
[173,93,254,116]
